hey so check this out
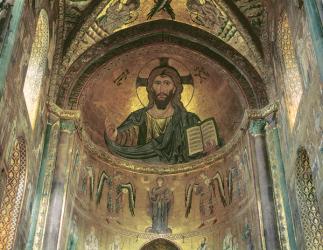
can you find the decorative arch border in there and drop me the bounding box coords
[0,137,27,250]
[55,20,268,109]
[295,147,322,249]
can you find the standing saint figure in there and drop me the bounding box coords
[197,238,208,250]
[104,65,205,164]
[196,175,217,227]
[146,177,173,234]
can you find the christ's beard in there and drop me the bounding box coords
[153,91,174,110]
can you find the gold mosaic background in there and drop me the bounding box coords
[296,148,323,249]
[0,138,26,250]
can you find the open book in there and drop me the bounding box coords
[186,118,219,156]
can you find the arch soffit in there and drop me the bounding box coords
[56,20,268,109]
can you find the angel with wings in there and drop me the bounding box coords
[81,165,95,200]
[185,171,233,227]
[95,171,136,219]
[97,0,140,34]
[147,0,175,20]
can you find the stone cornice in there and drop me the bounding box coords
[246,101,279,120]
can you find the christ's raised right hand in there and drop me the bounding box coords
[105,117,117,141]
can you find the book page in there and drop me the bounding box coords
[186,126,204,156]
[201,119,218,148]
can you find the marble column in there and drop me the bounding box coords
[249,119,280,250]
[42,120,76,250]
[26,113,60,250]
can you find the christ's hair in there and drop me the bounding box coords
[146,66,185,111]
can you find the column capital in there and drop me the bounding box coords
[60,120,77,132]
[249,119,267,136]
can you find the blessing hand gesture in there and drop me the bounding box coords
[105,117,117,141]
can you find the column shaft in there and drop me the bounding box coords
[26,117,60,250]
[250,120,280,249]
[43,124,75,250]
[267,123,297,249]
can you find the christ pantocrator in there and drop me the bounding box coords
[104,66,212,163]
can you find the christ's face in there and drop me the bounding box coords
[151,75,176,109]
[157,178,164,187]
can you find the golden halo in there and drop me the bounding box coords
[136,58,194,107]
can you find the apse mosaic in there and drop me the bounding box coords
[58,33,264,248]
[41,1,274,248]
[78,44,246,164]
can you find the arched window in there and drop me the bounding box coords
[23,9,49,129]
[141,238,180,250]
[277,12,303,130]
[0,137,27,250]
[296,147,322,249]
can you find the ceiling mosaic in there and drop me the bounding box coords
[61,0,267,73]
